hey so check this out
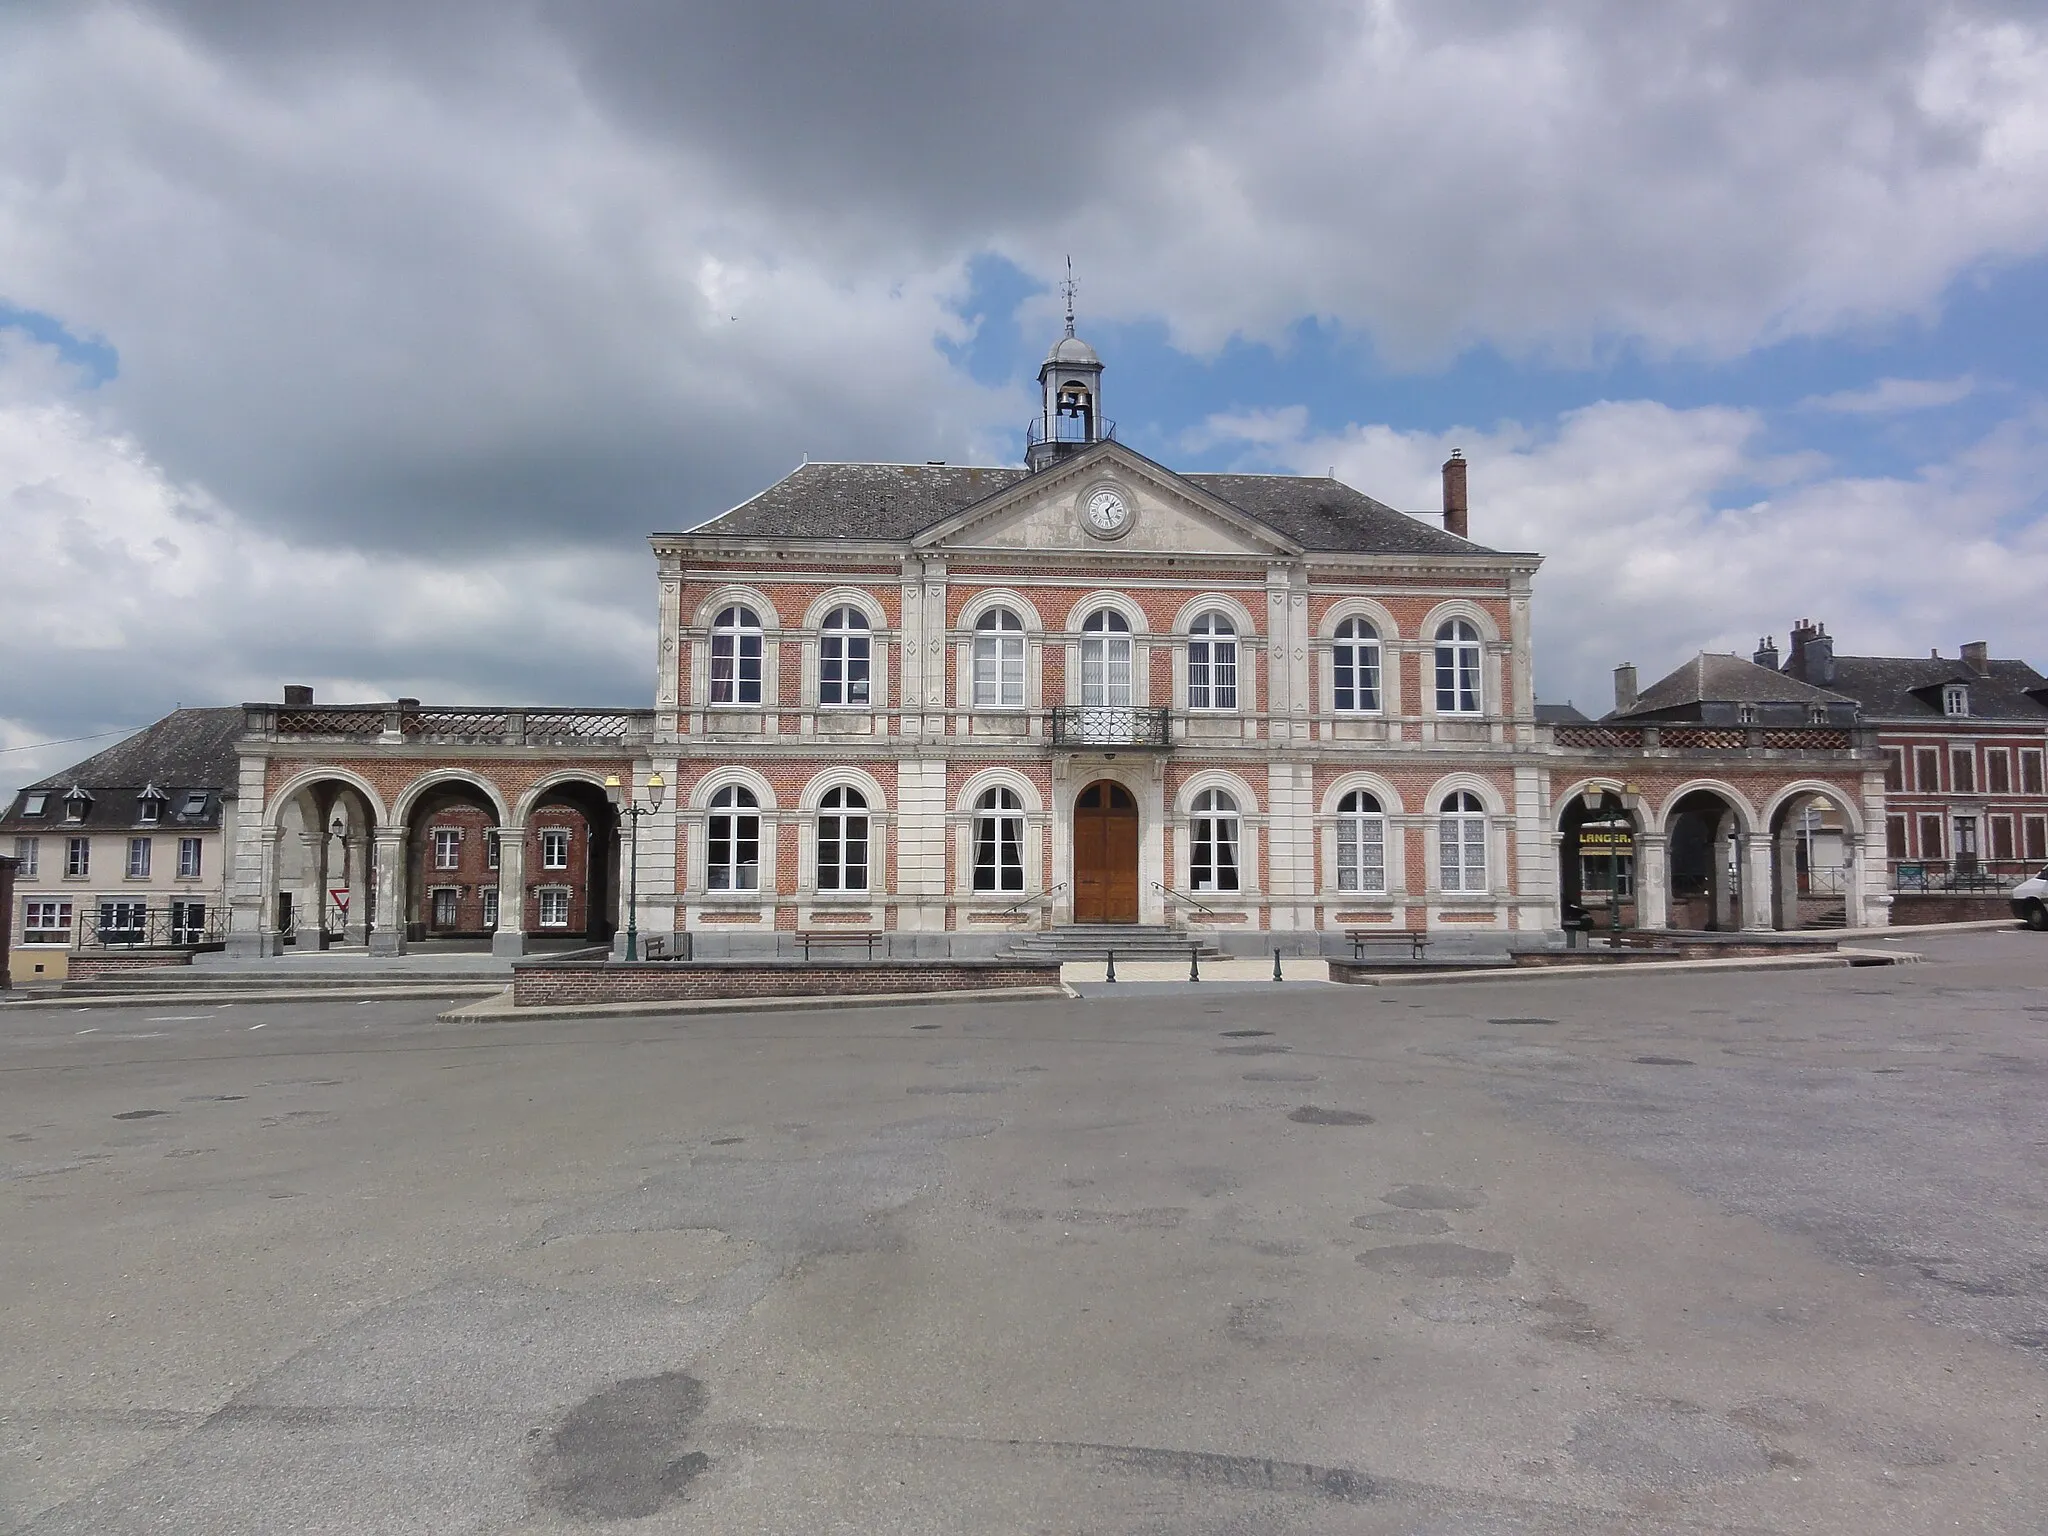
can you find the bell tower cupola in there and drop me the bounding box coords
[1027,261,1108,471]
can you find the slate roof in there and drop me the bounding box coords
[1618,654,1856,718]
[677,457,1494,556]
[1818,656,2048,723]
[1534,702,1592,725]
[1,708,243,833]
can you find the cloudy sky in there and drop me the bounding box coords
[5,0,2048,792]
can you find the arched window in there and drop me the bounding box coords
[1434,619,1482,714]
[1188,612,1238,710]
[1333,617,1381,713]
[816,786,868,891]
[1438,791,1488,893]
[973,787,1024,891]
[973,608,1026,708]
[710,605,764,706]
[1191,788,1240,892]
[819,607,871,708]
[1081,609,1133,707]
[707,785,760,891]
[1336,790,1386,893]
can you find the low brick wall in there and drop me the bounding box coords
[512,957,1064,1008]
[68,949,198,981]
[1887,894,2021,925]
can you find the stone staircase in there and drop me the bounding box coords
[1006,924,1224,963]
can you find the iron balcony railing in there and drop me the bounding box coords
[1026,416,1118,449]
[74,906,228,949]
[1049,706,1171,749]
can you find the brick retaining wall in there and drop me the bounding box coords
[512,958,1063,1008]
[68,950,198,981]
[1887,895,2020,925]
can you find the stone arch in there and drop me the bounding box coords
[1321,769,1406,816]
[690,764,778,810]
[1763,779,1866,931]
[1170,592,1259,636]
[1554,776,1649,933]
[1317,596,1401,641]
[801,586,889,632]
[1652,779,1757,838]
[1174,767,1260,817]
[268,766,390,830]
[1423,771,1507,817]
[1658,781,1756,932]
[691,585,782,631]
[1419,599,1502,646]
[957,587,1043,633]
[1062,589,1149,636]
[956,764,1043,813]
[264,769,387,949]
[391,769,511,828]
[798,765,889,812]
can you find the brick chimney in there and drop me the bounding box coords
[282,685,314,707]
[1752,636,1780,672]
[1613,662,1638,715]
[1961,640,1991,677]
[1441,450,1468,540]
[1786,619,1834,687]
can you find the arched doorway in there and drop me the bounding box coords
[524,781,620,949]
[273,778,378,950]
[404,780,503,947]
[1665,788,1745,931]
[1073,780,1139,923]
[1559,786,1640,934]
[1769,789,1856,930]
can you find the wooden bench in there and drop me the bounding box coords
[796,929,882,961]
[1347,929,1430,962]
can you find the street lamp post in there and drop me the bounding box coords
[604,771,666,961]
[1582,784,1632,941]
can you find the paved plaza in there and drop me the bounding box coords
[2,930,2045,1533]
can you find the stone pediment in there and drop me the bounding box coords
[912,443,1300,558]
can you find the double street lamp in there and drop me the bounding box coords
[604,771,666,961]
[1581,784,1635,938]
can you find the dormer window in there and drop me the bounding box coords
[1736,704,1756,725]
[62,786,92,823]
[1943,684,1968,717]
[180,791,209,817]
[1809,706,1828,725]
[21,791,47,817]
[137,784,166,824]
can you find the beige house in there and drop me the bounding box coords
[1,708,242,981]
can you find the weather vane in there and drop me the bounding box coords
[1062,256,1077,337]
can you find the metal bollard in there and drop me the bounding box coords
[1273,948,1283,982]
[1189,944,1201,983]
[1105,948,1116,984]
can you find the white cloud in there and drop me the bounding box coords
[1191,392,2048,712]
[1801,375,1978,414]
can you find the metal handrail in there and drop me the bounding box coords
[1152,882,1219,916]
[991,882,1066,917]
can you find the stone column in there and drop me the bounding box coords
[1840,834,1866,929]
[368,830,407,956]
[491,823,527,957]
[293,830,326,951]
[239,825,286,958]
[1739,831,1776,931]
[1774,826,1801,931]
[344,833,370,945]
[1634,833,1670,930]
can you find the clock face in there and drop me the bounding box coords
[1084,488,1130,536]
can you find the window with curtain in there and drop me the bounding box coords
[1333,617,1381,712]
[1438,791,1488,892]
[816,786,870,892]
[1187,611,1237,710]
[819,606,871,707]
[1081,609,1133,706]
[709,605,764,705]
[972,787,1025,891]
[972,608,1026,707]
[707,785,761,890]
[1335,790,1386,892]
[1191,788,1240,892]
[1434,619,1482,714]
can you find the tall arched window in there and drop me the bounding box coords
[710,606,764,705]
[1333,617,1381,713]
[973,608,1026,707]
[1336,790,1386,893]
[819,607,871,707]
[1191,788,1240,892]
[973,787,1025,891]
[1081,610,1133,707]
[1434,619,1482,714]
[1438,791,1488,892]
[707,785,760,890]
[816,786,869,891]
[1188,612,1238,710]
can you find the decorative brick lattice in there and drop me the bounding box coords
[522,711,637,743]
[408,711,509,741]
[1552,725,1643,750]
[276,709,383,736]
[1760,728,1852,751]
[1660,727,1748,751]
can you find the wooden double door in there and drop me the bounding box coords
[1073,780,1140,923]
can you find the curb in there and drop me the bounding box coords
[1865,918,2031,936]
[435,984,1072,1023]
[1356,951,1919,987]
[1,985,508,1012]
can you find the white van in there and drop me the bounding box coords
[2014,869,2048,930]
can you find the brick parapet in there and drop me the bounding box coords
[510,958,1062,1007]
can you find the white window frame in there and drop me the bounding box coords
[430,886,460,929]
[540,827,571,871]
[485,829,500,870]
[13,837,38,878]
[709,604,765,706]
[433,828,461,871]
[1434,619,1483,714]
[1187,611,1238,711]
[22,897,71,944]
[1438,791,1489,893]
[707,785,761,891]
[177,837,202,879]
[482,887,500,929]
[126,837,152,879]
[1190,788,1241,893]
[819,606,873,709]
[21,791,47,817]
[816,786,870,892]
[137,798,161,826]
[972,608,1026,708]
[972,787,1025,892]
[537,887,570,928]
[1335,790,1387,893]
[2023,749,2046,797]
[1332,617,1381,713]
[1080,609,1133,707]
[65,837,90,878]
[1943,684,1969,717]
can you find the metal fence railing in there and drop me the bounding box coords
[1888,859,2037,894]
[73,906,228,949]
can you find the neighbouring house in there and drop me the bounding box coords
[0,708,243,980]
[1775,622,2048,915]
